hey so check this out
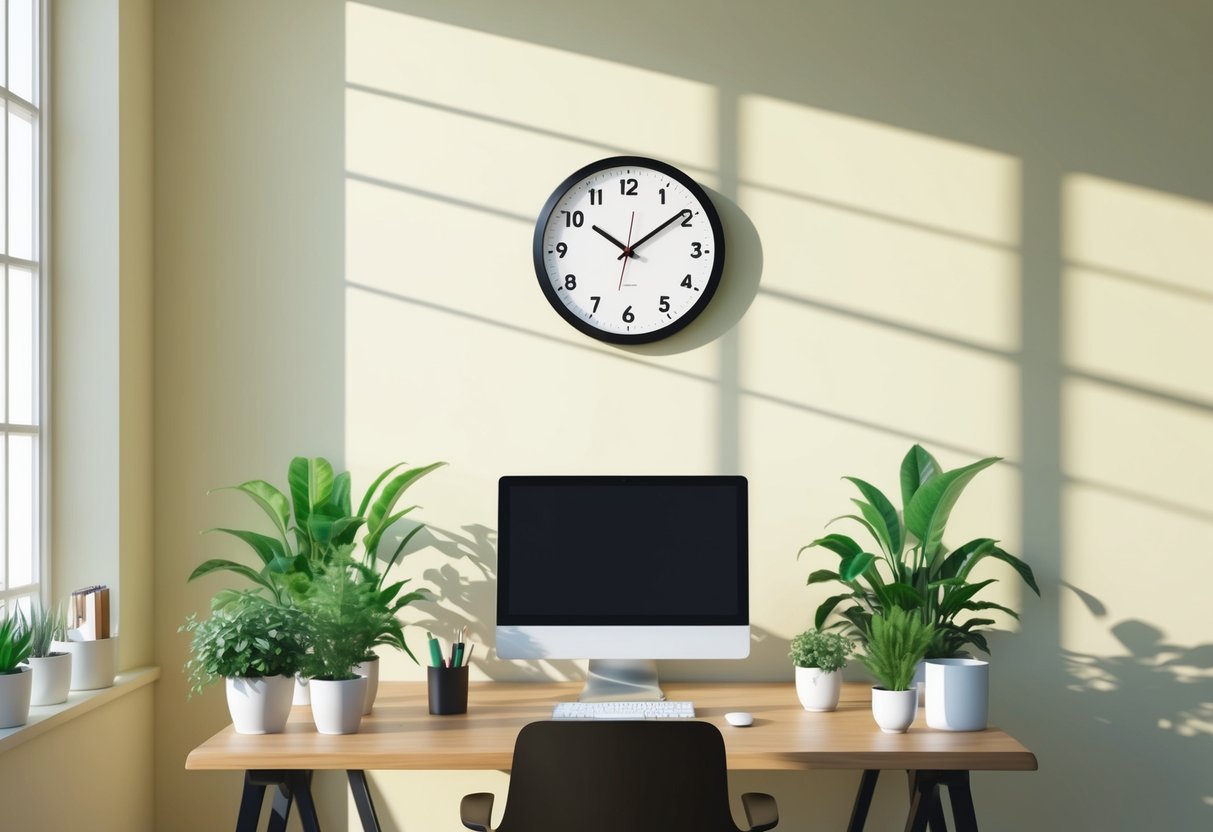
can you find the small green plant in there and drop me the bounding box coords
[0,613,33,674]
[790,629,854,673]
[180,591,306,697]
[859,607,934,692]
[297,547,401,681]
[23,602,67,659]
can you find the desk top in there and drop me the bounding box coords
[186,681,1037,773]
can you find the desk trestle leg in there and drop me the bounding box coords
[847,769,979,832]
[235,770,321,832]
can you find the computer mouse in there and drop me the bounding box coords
[725,711,754,727]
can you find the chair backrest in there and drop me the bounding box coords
[496,720,743,832]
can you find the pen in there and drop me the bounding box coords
[453,641,465,669]
[463,643,475,666]
[427,632,443,668]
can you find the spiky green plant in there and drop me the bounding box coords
[0,613,33,674]
[859,607,934,691]
[800,444,1040,658]
[24,602,66,659]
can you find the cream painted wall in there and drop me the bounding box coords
[154,1,1213,830]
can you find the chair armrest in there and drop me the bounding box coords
[741,791,779,832]
[461,792,496,832]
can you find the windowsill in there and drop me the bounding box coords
[0,665,159,754]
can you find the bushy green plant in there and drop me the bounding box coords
[23,602,66,659]
[790,629,854,673]
[0,614,32,674]
[296,547,401,681]
[189,456,443,614]
[859,607,934,691]
[180,591,307,696]
[801,444,1039,658]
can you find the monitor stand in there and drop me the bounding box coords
[579,659,665,702]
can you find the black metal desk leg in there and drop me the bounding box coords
[847,769,881,832]
[944,771,979,832]
[288,771,323,832]
[904,771,942,832]
[236,772,268,832]
[348,770,384,832]
[267,781,293,832]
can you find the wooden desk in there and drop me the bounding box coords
[187,681,1037,832]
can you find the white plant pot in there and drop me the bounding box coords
[871,686,918,733]
[292,675,310,705]
[795,666,842,712]
[28,652,73,706]
[0,666,33,728]
[226,675,295,735]
[925,658,989,732]
[355,656,379,716]
[52,637,117,691]
[309,676,367,735]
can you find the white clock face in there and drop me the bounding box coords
[534,158,724,344]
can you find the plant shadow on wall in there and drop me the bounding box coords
[397,522,580,681]
[1060,586,1213,819]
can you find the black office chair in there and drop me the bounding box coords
[460,719,779,832]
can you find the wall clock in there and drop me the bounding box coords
[532,156,725,345]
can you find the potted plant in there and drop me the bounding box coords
[296,548,395,734]
[801,444,1039,703]
[24,602,72,706]
[181,591,306,734]
[188,455,443,706]
[0,612,33,728]
[860,607,934,733]
[790,629,853,712]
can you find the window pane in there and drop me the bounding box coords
[8,0,33,103]
[8,266,33,424]
[0,272,6,407]
[8,433,33,588]
[0,437,6,592]
[0,104,7,254]
[8,107,32,260]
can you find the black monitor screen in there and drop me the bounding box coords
[497,475,748,625]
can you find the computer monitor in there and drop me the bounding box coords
[497,475,749,701]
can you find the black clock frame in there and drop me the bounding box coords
[531,155,726,345]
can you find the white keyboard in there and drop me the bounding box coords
[552,700,696,720]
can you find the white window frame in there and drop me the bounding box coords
[0,0,46,616]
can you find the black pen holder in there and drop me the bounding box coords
[428,665,469,715]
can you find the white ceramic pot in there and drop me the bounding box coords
[871,686,918,733]
[28,652,73,706]
[795,666,842,712]
[226,675,295,735]
[355,656,379,716]
[52,637,117,691]
[925,658,989,732]
[292,675,311,705]
[309,676,367,735]
[0,666,33,728]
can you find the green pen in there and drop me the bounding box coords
[427,632,443,668]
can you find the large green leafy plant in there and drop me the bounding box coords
[189,456,445,605]
[859,607,935,691]
[180,591,307,696]
[801,444,1039,658]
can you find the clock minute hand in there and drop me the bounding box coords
[617,209,692,259]
[591,224,636,257]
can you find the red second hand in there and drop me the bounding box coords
[617,211,636,291]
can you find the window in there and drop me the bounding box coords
[0,0,42,619]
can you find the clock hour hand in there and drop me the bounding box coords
[616,209,692,259]
[592,224,637,258]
